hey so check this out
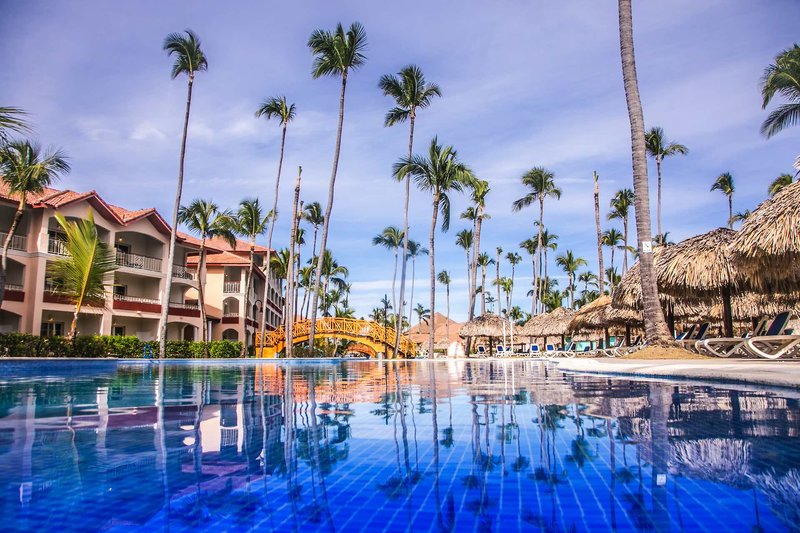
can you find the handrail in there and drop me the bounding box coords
[113,293,160,305]
[224,281,241,293]
[0,232,26,251]
[256,317,415,356]
[48,237,68,256]
[173,264,197,280]
[116,250,162,272]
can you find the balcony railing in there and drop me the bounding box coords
[48,238,68,256]
[113,293,160,305]
[223,281,240,293]
[222,312,239,318]
[169,302,199,310]
[5,283,23,291]
[116,250,162,272]
[172,264,197,281]
[0,232,27,252]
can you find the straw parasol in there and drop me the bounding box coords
[732,180,800,292]
[520,307,576,338]
[569,295,642,333]
[459,313,508,354]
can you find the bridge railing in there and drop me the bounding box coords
[256,317,415,356]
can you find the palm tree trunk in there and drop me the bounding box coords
[610,246,616,289]
[618,0,672,343]
[593,171,605,295]
[656,157,663,238]
[496,251,502,314]
[534,198,544,315]
[309,72,348,352]
[428,194,439,359]
[69,305,80,340]
[445,284,450,343]
[409,257,416,323]
[569,274,575,308]
[285,168,302,358]
[480,267,487,315]
[158,75,194,356]
[529,255,535,315]
[259,122,288,352]
[622,216,629,273]
[243,239,255,356]
[468,206,483,321]
[728,196,733,229]
[391,247,399,322]
[395,111,416,356]
[198,242,208,355]
[0,195,25,306]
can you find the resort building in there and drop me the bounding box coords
[0,185,283,342]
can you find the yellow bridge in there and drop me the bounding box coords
[255,317,416,358]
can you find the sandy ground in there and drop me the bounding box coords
[620,346,712,360]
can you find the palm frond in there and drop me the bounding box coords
[163,29,208,79]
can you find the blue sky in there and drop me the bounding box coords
[2,0,798,321]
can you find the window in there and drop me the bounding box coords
[115,244,131,254]
[40,321,63,337]
[112,325,126,336]
[114,285,127,297]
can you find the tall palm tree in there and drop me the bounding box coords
[380,65,441,354]
[555,250,587,308]
[233,198,269,352]
[494,246,502,312]
[540,230,558,299]
[578,271,599,294]
[710,172,735,229]
[512,167,561,315]
[178,199,236,348]
[505,252,522,310]
[601,228,624,289]
[394,137,474,358]
[406,240,427,329]
[644,127,688,238]
[617,0,672,343]
[592,171,605,296]
[437,270,452,342]
[608,188,634,273]
[0,140,69,305]
[302,201,324,260]
[47,212,117,339]
[317,249,349,296]
[0,106,31,145]
[285,169,303,357]
[476,252,494,315]
[255,95,297,348]
[731,210,751,226]
[414,303,430,326]
[465,180,490,323]
[307,22,368,351]
[372,225,404,318]
[158,29,208,355]
[768,173,794,197]
[455,228,473,311]
[760,44,800,138]
[498,277,513,315]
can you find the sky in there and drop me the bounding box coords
[1,0,798,322]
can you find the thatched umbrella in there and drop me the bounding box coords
[569,295,642,346]
[459,313,507,354]
[732,180,800,292]
[520,307,576,346]
[659,227,740,336]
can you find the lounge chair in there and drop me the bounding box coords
[599,337,624,357]
[743,312,799,359]
[477,345,487,356]
[614,335,644,356]
[697,318,769,357]
[528,345,541,357]
[496,345,507,357]
[675,325,696,342]
[544,344,556,355]
[678,323,709,352]
[553,342,575,357]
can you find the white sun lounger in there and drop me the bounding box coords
[697,318,770,357]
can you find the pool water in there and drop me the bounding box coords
[0,360,798,532]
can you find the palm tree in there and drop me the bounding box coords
[0,106,31,144]
[455,228,473,311]
[233,198,269,352]
[601,228,624,287]
[555,251,587,308]
[654,232,674,246]
[710,172,735,229]
[617,0,672,343]
[505,252,522,310]
[414,303,430,326]
[608,189,634,273]
[302,201,324,263]
[0,140,69,305]
[731,209,751,226]
[380,65,441,354]
[644,127,688,238]
[307,22,368,351]
[406,240,427,329]
[512,167,561,315]
[760,44,800,138]
[465,180,490,323]
[768,173,794,197]
[593,171,605,295]
[179,199,236,349]
[372,225,404,318]
[437,270,452,341]
[498,277,513,315]
[605,267,621,289]
[476,252,494,315]
[47,212,117,339]
[394,137,474,358]
[158,29,208,355]
[284,170,303,357]
[255,95,297,345]
[540,230,558,297]
[495,246,502,312]
[578,271,599,294]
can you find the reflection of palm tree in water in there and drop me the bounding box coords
[432,359,455,532]
[306,372,336,531]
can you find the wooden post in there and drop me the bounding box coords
[721,285,734,338]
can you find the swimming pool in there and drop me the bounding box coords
[0,359,797,532]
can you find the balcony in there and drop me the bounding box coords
[4,282,24,302]
[0,232,27,252]
[173,264,197,281]
[222,312,239,324]
[168,301,200,318]
[48,238,68,256]
[112,293,161,313]
[223,281,240,293]
[116,250,162,273]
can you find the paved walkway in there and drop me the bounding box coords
[556,358,800,390]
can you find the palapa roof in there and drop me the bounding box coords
[732,180,800,291]
[659,227,740,297]
[519,307,576,337]
[568,295,642,333]
[458,313,508,338]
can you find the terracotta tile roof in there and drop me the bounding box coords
[108,204,157,223]
[207,236,270,253]
[187,250,252,266]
